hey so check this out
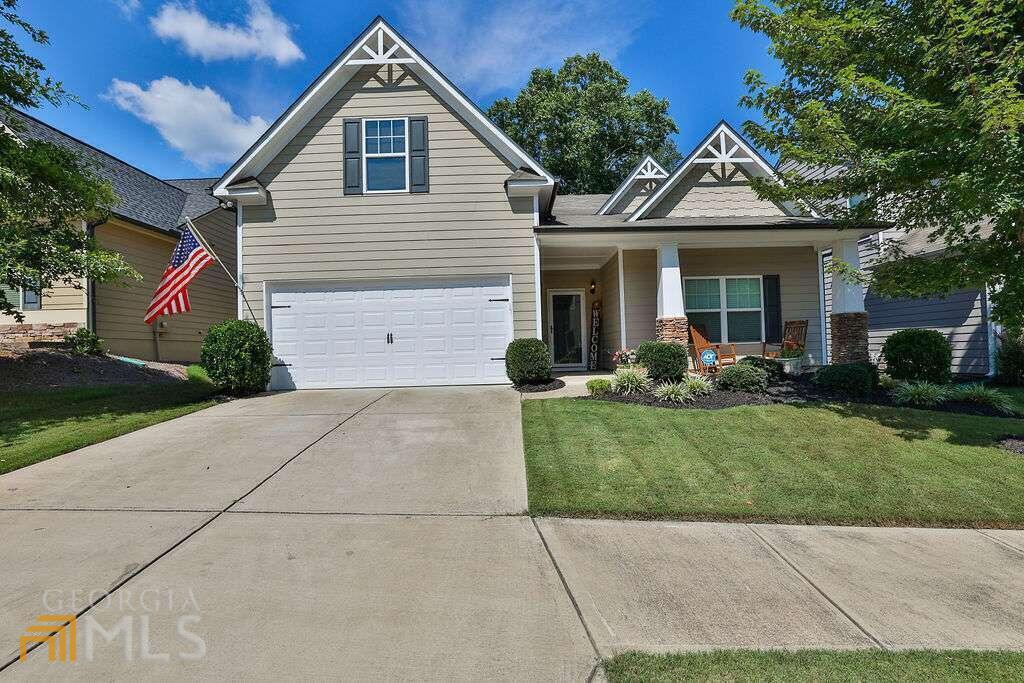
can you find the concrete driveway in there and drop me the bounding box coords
[0,387,595,680]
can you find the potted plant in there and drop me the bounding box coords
[612,347,638,368]
[778,346,805,374]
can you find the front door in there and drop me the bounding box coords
[548,290,585,369]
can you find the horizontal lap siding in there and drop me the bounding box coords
[599,254,621,368]
[244,65,536,337]
[622,250,657,348]
[0,280,86,326]
[822,242,990,375]
[94,213,237,362]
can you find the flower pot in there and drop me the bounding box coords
[779,356,804,375]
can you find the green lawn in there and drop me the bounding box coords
[523,398,1024,527]
[0,367,219,475]
[604,650,1024,683]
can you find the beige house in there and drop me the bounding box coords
[212,17,879,390]
[0,110,237,362]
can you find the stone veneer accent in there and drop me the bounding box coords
[655,316,689,346]
[830,312,869,364]
[0,322,79,348]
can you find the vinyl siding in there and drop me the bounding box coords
[599,253,621,368]
[617,247,824,365]
[822,240,990,375]
[0,280,86,326]
[243,64,536,335]
[648,164,788,219]
[94,213,237,362]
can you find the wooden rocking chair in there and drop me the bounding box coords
[690,324,738,375]
[762,320,809,358]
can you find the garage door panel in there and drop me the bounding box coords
[269,278,513,390]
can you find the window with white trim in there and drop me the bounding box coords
[363,118,408,192]
[684,276,764,343]
[1,283,40,311]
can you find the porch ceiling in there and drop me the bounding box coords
[541,246,617,270]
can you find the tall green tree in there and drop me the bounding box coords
[488,53,682,194]
[732,0,1024,328]
[0,0,136,322]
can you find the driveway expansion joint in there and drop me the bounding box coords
[530,517,603,665]
[976,529,1024,555]
[744,523,887,650]
[0,390,392,673]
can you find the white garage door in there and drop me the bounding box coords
[269,277,514,389]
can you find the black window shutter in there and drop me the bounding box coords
[763,275,782,343]
[409,116,429,193]
[343,118,362,195]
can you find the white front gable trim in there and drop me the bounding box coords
[596,154,669,215]
[627,121,792,222]
[213,17,553,199]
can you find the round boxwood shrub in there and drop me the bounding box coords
[586,378,612,396]
[737,355,784,380]
[881,328,952,384]
[715,364,769,393]
[64,327,104,355]
[814,362,876,399]
[505,338,552,386]
[200,320,273,396]
[635,340,689,382]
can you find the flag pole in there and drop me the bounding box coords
[185,216,259,322]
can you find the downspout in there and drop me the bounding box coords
[984,283,1000,378]
[85,221,97,332]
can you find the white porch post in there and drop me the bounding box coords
[829,238,868,363]
[655,242,688,344]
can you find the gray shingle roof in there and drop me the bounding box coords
[2,107,223,234]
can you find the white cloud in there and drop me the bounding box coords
[112,0,141,18]
[106,76,269,169]
[399,0,649,96]
[151,0,303,65]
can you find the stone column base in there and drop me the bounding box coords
[830,312,869,364]
[655,316,689,346]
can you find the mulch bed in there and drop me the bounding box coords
[999,436,1024,454]
[517,378,566,393]
[0,350,188,391]
[579,375,1021,419]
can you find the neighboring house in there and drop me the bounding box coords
[781,160,998,377]
[821,230,997,377]
[0,109,237,361]
[212,17,881,390]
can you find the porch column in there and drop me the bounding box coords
[655,242,688,345]
[830,238,869,364]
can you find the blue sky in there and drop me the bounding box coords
[19,0,781,180]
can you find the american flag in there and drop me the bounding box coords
[144,226,215,324]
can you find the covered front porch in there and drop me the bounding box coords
[536,225,875,371]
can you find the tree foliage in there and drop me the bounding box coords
[732,0,1024,328]
[0,0,136,321]
[487,53,682,194]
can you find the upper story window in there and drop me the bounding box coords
[363,118,408,192]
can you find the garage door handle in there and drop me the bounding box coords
[270,305,291,309]
[272,363,291,367]
[491,357,505,361]
[489,298,509,302]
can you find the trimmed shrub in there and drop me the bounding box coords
[612,366,651,395]
[737,355,784,380]
[715,364,769,393]
[200,320,273,396]
[635,341,689,382]
[996,329,1024,386]
[881,328,952,384]
[683,375,713,397]
[586,378,612,397]
[505,338,552,386]
[814,362,876,399]
[947,384,1018,415]
[893,381,948,407]
[878,372,899,391]
[64,328,104,355]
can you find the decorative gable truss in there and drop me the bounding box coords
[627,121,804,221]
[596,155,669,215]
[212,17,553,208]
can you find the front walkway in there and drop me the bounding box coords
[2,387,1023,679]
